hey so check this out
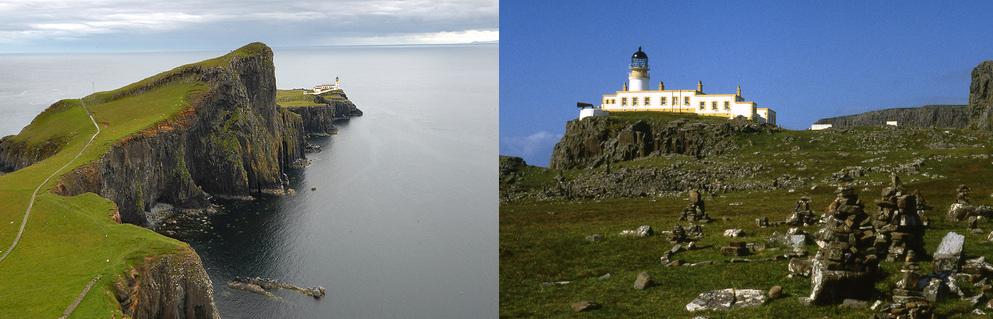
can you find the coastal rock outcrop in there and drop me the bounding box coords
[968,61,993,130]
[550,116,775,170]
[52,43,306,225]
[115,246,219,319]
[815,105,968,129]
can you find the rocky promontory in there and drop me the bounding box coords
[814,104,968,129]
[550,114,776,170]
[116,247,219,319]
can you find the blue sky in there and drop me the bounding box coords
[0,0,497,53]
[500,0,993,167]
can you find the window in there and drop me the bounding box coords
[661,97,667,106]
[644,97,650,106]
[684,97,690,106]
[621,97,627,106]
[724,101,730,110]
[632,97,639,106]
[711,101,718,110]
[699,101,705,110]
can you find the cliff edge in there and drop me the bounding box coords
[968,61,993,130]
[814,104,968,129]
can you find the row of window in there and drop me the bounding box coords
[607,96,731,111]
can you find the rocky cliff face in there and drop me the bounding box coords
[968,61,993,130]
[50,43,305,226]
[115,246,219,319]
[815,105,968,129]
[550,116,775,170]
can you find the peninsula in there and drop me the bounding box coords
[0,42,360,318]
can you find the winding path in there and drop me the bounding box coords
[0,100,100,264]
[0,101,101,318]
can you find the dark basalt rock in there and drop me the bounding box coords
[51,43,305,226]
[116,247,219,319]
[549,116,774,170]
[968,61,993,130]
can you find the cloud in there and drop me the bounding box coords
[0,0,498,50]
[502,131,562,165]
[328,29,499,45]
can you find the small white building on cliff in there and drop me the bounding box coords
[308,77,342,95]
[581,47,777,124]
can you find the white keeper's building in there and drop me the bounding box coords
[582,47,777,125]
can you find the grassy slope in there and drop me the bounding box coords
[0,44,258,318]
[501,114,993,318]
[276,88,347,107]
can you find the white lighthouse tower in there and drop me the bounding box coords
[627,47,650,91]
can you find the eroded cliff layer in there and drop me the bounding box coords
[815,104,968,129]
[968,60,993,130]
[116,247,219,319]
[550,115,776,170]
[48,43,305,225]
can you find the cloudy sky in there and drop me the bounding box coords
[0,0,498,52]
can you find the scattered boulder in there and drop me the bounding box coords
[788,258,812,278]
[768,286,783,299]
[571,300,600,312]
[620,225,653,237]
[933,232,965,273]
[585,234,604,242]
[723,229,745,237]
[839,299,869,309]
[686,288,767,312]
[633,272,654,290]
[598,273,612,281]
[720,242,749,257]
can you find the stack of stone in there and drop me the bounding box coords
[785,196,818,226]
[875,252,935,318]
[680,189,712,223]
[804,186,879,305]
[720,241,749,257]
[870,176,927,262]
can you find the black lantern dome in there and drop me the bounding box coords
[630,46,648,69]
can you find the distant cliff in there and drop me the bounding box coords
[814,104,968,129]
[968,61,993,130]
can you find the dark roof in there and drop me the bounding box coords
[632,46,648,59]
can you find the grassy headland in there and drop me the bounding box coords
[501,112,993,318]
[0,44,263,317]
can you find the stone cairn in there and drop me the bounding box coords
[874,251,935,318]
[872,175,927,262]
[803,185,879,305]
[680,189,712,223]
[785,196,818,226]
[947,184,992,223]
[662,224,703,266]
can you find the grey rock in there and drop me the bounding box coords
[839,299,868,309]
[633,272,653,290]
[571,300,600,312]
[768,286,783,299]
[723,229,745,237]
[968,60,993,130]
[933,232,965,272]
[686,288,767,312]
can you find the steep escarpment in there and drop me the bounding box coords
[115,247,219,319]
[550,114,776,170]
[51,43,306,226]
[968,61,993,130]
[279,89,363,136]
[815,104,968,129]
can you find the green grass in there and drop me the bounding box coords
[502,122,993,318]
[276,89,323,107]
[276,88,348,108]
[0,45,245,317]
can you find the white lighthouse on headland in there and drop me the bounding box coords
[579,47,777,125]
[628,47,650,91]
